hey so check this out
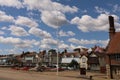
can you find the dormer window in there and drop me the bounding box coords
[90,53,97,57]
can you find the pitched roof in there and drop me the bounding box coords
[38,50,46,57]
[107,32,120,54]
[63,52,75,57]
[94,46,104,53]
[21,52,37,57]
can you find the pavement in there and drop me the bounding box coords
[0,67,109,80]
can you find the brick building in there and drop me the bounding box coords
[106,16,120,79]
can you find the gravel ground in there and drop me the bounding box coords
[0,68,108,80]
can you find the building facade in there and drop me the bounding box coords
[106,16,120,79]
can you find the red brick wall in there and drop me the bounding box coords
[105,55,110,64]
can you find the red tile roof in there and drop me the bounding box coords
[107,32,120,54]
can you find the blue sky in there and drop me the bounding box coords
[0,0,120,54]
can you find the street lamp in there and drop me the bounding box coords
[56,26,59,75]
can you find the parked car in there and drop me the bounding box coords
[67,67,74,70]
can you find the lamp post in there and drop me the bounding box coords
[55,8,60,75]
[56,27,59,75]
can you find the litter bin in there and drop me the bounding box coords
[90,76,93,80]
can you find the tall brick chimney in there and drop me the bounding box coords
[109,16,115,39]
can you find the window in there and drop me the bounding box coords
[82,57,87,63]
[111,54,120,61]
[116,54,120,61]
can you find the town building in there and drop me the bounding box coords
[88,46,106,73]
[106,16,120,79]
[61,48,88,70]
[21,51,38,67]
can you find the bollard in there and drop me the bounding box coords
[90,76,92,80]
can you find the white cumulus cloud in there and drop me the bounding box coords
[29,27,52,38]
[15,39,37,48]
[39,44,50,50]
[39,38,58,49]
[58,43,69,49]
[0,0,23,9]
[71,14,120,32]
[41,38,57,46]
[23,0,77,28]
[68,38,109,47]
[95,6,110,14]
[23,0,78,13]
[15,16,38,28]
[41,11,68,28]
[9,25,29,36]
[0,36,21,44]
[0,36,39,48]
[59,30,75,37]
[0,10,14,22]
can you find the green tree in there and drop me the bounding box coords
[48,49,56,54]
[68,59,79,69]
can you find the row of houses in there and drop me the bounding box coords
[61,46,106,71]
[0,46,106,72]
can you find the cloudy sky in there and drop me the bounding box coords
[0,0,120,54]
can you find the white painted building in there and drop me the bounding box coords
[61,57,80,64]
[79,55,88,69]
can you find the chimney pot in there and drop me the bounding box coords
[109,16,115,39]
